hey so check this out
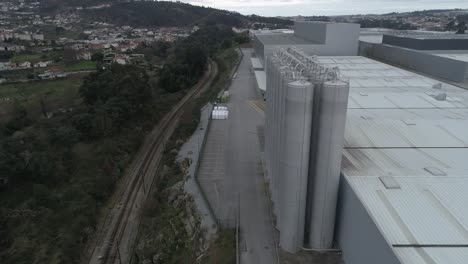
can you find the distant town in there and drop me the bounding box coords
[0,0,200,83]
[1,1,467,84]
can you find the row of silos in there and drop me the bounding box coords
[264,48,350,253]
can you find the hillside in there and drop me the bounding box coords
[40,0,293,28]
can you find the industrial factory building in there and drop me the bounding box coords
[256,21,468,264]
[253,21,360,65]
[323,56,468,264]
[360,33,468,82]
[382,33,468,50]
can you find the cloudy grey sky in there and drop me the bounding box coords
[174,0,468,16]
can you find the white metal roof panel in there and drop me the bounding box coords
[347,176,468,245]
[347,92,467,109]
[345,118,468,148]
[254,70,266,92]
[251,57,263,69]
[435,54,468,62]
[347,108,468,121]
[342,148,468,177]
[394,248,468,264]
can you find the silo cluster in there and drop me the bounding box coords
[264,47,350,253]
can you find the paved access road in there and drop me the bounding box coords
[199,49,277,264]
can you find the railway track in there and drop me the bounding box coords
[86,59,218,264]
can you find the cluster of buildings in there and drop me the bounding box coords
[0,3,197,81]
[338,9,468,31]
[0,0,39,12]
[253,21,468,264]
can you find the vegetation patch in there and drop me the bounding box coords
[11,54,43,64]
[0,78,82,101]
[61,61,97,72]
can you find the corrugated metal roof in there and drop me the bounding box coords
[347,92,468,109]
[342,148,468,177]
[345,118,468,148]
[320,55,468,264]
[394,248,468,264]
[347,177,468,257]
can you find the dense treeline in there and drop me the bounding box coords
[0,24,239,264]
[81,1,292,28]
[247,14,294,26]
[159,25,235,93]
[39,0,293,28]
[0,64,157,264]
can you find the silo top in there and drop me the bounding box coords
[323,80,349,88]
[288,80,312,88]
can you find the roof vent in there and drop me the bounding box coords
[402,119,416,125]
[379,176,401,189]
[433,93,447,101]
[424,167,446,176]
[432,83,443,90]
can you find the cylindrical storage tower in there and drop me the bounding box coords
[274,68,288,228]
[264,57,273,181]
[278,79,314,253]
[307,79,350,249]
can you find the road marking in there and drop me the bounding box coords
[248,100,265,115]
[214,183,220,209]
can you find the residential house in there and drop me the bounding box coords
[19,61,31,68]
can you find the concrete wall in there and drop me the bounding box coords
[335,176,401,264]
[383,35,468,50]
[361,42,468,82]
[294,22,327,44]
[325,23,361,56]
[253,34,265,65]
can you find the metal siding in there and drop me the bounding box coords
[336,176,402,264]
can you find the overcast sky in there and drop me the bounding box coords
[174,0,468,16]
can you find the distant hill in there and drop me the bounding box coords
[39,0,293,28]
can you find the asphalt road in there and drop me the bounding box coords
[199,49,277,264]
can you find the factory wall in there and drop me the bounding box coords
[253,34,266,65]
[294,22,327,44]
[335,176,401,264]
[324,23,361,56]
[383,35,468,50]
[361,42,468,82]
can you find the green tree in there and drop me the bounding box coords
[91,52,104,62]
[456,21,466,34]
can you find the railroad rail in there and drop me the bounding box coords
[85,59,218,264]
